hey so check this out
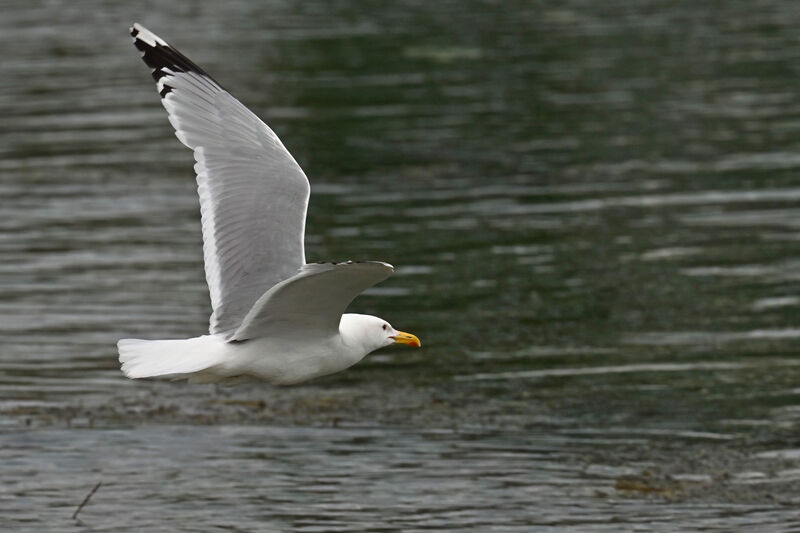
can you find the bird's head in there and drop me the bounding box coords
[340,313,421,355]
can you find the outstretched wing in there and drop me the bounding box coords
[130,24,310,336]
[232,262,394,341]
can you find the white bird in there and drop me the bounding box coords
[118,23,420,385]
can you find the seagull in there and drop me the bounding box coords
[118,24,420,385]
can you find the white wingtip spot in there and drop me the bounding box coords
[131,22,168,47]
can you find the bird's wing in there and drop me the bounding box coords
[131,24,310,336]
[232,261,394,341]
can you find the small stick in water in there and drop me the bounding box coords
[72,481,102,520]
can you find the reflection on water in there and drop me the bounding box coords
[5,424,800,532]
[4,0,800,530]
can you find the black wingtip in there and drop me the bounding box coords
[129,24,221,98]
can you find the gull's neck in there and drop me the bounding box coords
[338,313,374,359]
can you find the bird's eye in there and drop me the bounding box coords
[382,324,387,331]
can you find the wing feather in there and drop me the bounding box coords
[131,24,310,336]
[232,262,394,341]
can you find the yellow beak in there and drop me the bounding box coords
[391,331,421,348]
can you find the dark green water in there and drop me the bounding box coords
[4,0,800,530]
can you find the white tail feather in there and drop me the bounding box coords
[118,335,227,381]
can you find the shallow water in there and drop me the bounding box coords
[4,0,800,530]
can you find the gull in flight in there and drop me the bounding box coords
[118,24,420,384]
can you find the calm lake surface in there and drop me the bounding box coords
[4,0,800,530]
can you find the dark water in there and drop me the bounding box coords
[4,0,800,530]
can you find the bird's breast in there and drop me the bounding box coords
[226,333,360,385]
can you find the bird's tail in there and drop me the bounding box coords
[118,335,227,382]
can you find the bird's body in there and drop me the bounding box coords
[119,24,419,384]
[121,314,373,385]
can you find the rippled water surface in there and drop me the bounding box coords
[5,0,800,530]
